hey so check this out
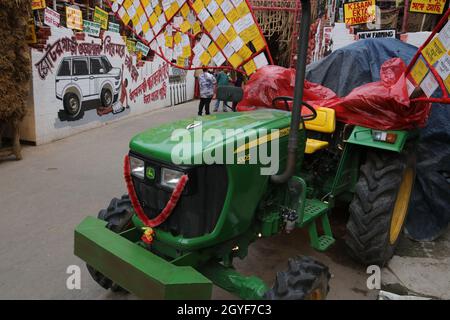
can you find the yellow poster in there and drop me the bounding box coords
[166,35,173,47]
[243,60,257,75]
[344,0,376,25]
[444,74,450,92]
[192,22,202,35]
[121,12,131,25]
[410,0,446,14]
[238,46,252,60]
[229,53,243,68]
[207,43,219,56]
[123,0,133,10]
[200,51,211,65]
[410,59,429,84]
[26,18,37,44]
[422,37,446,65]
[182,46,191,58]
[66,7,83,31]
[252,36,266,52]
[154,5,162,15]
[213,9,225,23]
[94,6,109,30]
[226,9,239,24]
[237,2,250,16]
[180,20,191,33]
[216,34,227,49]
[177,56,186,66]
[204,17,215,32]
[149,13,157,26]
[225,27,237,42]
[192,0,205,13]
[181,4,190,18]
[127,39,136,53]
[241,25,259,43]
[31,0,46,10]
[143,21,151,33]
[174,32,182,44]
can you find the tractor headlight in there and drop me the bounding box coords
[130,156,145,179]
[161,167,184,189]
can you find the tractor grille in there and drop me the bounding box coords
[131,154,228,238]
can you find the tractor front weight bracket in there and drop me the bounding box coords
[198,262,269,300]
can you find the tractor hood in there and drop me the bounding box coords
[130,109,292,164]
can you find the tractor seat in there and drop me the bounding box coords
[305,139,329,154]
[304,107,336,154]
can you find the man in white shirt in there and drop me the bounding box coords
[198,68,217,116]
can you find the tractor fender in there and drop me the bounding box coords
[346,126,410,153]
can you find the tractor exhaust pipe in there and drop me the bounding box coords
[271,0,311,184]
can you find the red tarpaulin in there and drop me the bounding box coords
[237,62,431,130]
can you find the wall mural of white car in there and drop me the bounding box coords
[55,56,123,121]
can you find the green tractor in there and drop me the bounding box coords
[75,0,416,300]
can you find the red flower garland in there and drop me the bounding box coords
[124,155,188,229]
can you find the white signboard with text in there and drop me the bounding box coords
[356,29,396,40]
[44,7,60,28]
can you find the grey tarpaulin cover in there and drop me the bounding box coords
[306,38,450,241]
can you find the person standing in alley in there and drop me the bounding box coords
[232,71,245,112]
[194,68,202,99]
[198,68,216,116]
[214,69,231,112]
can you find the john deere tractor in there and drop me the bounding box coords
[75,0,416,299]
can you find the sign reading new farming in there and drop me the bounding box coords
[410,0,446,15]
[344,0,376,25]
[356,29,396,40]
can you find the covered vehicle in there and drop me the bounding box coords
[238,38,450,241]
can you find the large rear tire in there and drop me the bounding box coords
[346,149,416,266]
[264,256,330,300]
[86,195,133,292]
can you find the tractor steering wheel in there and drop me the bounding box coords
[272,96,317,121]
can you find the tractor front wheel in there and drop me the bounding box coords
[86,195,133,292]
[346,149,416,266]
[264,256,330,300]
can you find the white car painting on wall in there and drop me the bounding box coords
[55,55,122,121]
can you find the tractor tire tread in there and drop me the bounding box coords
[87,194,133,293]
[345,149,414,266]
[264,256,330,300]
